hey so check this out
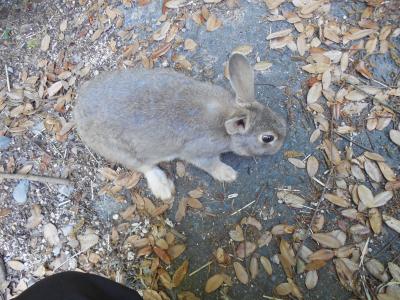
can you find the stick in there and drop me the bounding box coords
[189,261,212,277]
[4,65,10,92]
[230,200,255,216]
[295,169,333,260]
[0,172,71,185]
[334,132,374,152]
[53,248,87,271]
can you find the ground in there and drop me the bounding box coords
[0,0,400,299]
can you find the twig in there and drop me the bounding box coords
[295,169,333,260]
[54,248,87,271]
[359,238,372,300]
[334,132,374,152]
[189,261,212,277]
[230,200,255,216]
[0,172,71,185]
[4,65,10,92]
[262,296,284,300]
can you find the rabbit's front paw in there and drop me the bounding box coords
[145,167,175,202]
[212,164,237,182]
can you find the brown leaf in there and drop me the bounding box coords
[254,61,272,71]
[205,274,224,293]
[173,260,189,287]
[184,39,197,51]
[258,231,272,248]
[305,260,326,271]
[288,157,306,168]
[143,290,162,300]
[267,28,292,40]
[233,262,249,284]
[276,192,305,208]
[369,208,382,234]
[311,214,324,232]
[232,44,253,55]
[271,224,296,235]
[188,187,203,198]
[187,197,203,209]
[241,216,262,230]
[275,282,292,296]
[41,34,50,51]
[151,43,172,59]
[305,270,318,289]
[260,256,273,275]
[377,161,396,182]
[167,244,186,260]
[389,130,400,146]
[324,193,350,208]
[229,224,244,241]
[158,268,173,289]
[312,233,341,248]
[236,241,256,258]
[355,61,372,79]
[365,259,389,282]
[297,33,307,56]
[154,247,171,264]
[264,0,285,9]
[26,204,43,229]
[383,214,400,233]
[47,81,63,97]
[175,198,188,222]
[365,159,383,182]
[206,15,222,32]
[250,256,259,279]
[308,249,335,261]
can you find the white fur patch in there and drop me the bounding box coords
[212,164,237,182]
[144,168,175,201]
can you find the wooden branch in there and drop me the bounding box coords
[0,173,71,185]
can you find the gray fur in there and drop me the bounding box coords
[74,53,287,201]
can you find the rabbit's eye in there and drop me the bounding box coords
[262,135,275,143]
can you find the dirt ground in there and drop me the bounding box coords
[0,0,400,299]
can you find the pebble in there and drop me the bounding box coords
[58,185,74,197]
[12,180,29,204]
[0,136,11,150]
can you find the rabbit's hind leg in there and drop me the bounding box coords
[138,165,175,202]
[188,157,237,182]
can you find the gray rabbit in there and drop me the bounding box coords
[74,54,287,201]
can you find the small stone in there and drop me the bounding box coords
[58,185,74,197]
[13,180,29,204]
[0,136,11,150]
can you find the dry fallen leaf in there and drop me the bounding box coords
[383,214,400,233]
[307,156,319,177]
[184,39,197,51]
[267,28,292,40]
[389,130,400,146]
[307,82,323,104]
[205,274,224,293]
[233,262,249,284]
[40,34,50,51]
[206,15,222,32]
[232,44,253,55]
[173,260,189,287]
[254,61,272,71]
[236,241,256,258]
[229,225,244,241]
[377,162,396,182]
[264,0,285,9]
[369,208,382,234]
[143,289,162,300]
[250,256,259,279]
[275,282,292,296]
[324,193,350,208]
[158,268,173,289]
[312,233,341,248]
[43,223,60,246]
[305,270,318,289]
[277,191,306,208]
[168,244,186,260]
[365,259,389,282]
[288,157,306,168]
[260,256,273,275]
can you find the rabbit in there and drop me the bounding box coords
[74,53,287,201]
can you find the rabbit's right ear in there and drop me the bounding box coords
[225,114,250,135]
[228,53,255,106]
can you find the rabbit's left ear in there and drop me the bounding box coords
[228,53,255,106]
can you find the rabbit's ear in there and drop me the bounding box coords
[228,53,255,105]
[225,115,250,135]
